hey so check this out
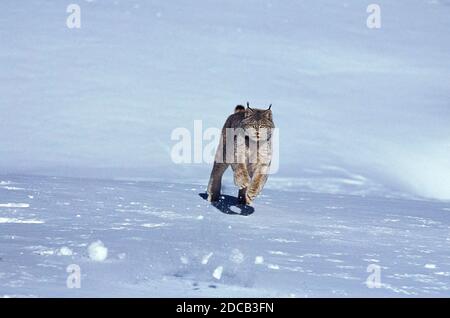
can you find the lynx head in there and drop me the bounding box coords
[240,102,275,141]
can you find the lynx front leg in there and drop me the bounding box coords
[245,165,270,204]
[207,162,229,202]
[237,188,247,205]
[231,163,250,190]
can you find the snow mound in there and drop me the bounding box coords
[212,266,224,280]
[201,252,213,265]
[57,247,73,256]
[88,241,108,262]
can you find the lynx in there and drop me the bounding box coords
[207,103,275,205]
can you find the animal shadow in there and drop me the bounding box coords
[198,193,255,216]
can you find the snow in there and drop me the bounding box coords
[88,241,108,262]
[0,175,450,297]
[0,0,449,201]
[0,0,450,298]
[230,249,245,264]
[141,223,168,228]
[0,203,30,208]
[201,253,214,265]
[213,266,224,280]
[2,186,25,191]
[58,247,74,257]
[0,217,43,224]
[255,256,265,265]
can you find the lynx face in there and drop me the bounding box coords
[240,108,275,142]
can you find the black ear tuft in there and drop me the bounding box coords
[246,102,250,108]
[268,104,272,110]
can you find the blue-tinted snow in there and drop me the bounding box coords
[0,0,449,200]
[1,0,450,297]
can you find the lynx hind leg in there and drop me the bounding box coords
[207,162,229,202]
[232,163,250,189]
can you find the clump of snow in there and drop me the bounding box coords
[0,217,43,224]
[34,249,55,256]
[118,253,126,260]
[180,256,189,264]
[201,252,213,265]
[212,266,224,280]
[425,264,437,269]
[255,256,264,265]
[268,264,280,270]
[141,223,168,228]
[435,272,450,276]
[88,240,108,262]
[197,215,204,220]
[0,203,30,208]
[58,247,73,256]
[230,249,244,264]
[3,186,25,191]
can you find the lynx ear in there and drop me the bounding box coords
[264,106,273,120]
[234,105,245,113]
[246,102,253,111]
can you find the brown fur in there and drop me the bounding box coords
[207,104,275,205]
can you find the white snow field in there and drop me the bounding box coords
[1,0,449,200]
[1,175,450,297]
[1,0,450,297]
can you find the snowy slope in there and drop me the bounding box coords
[1,175,450,297]
[0,0,449,200]
[1,0,450,298]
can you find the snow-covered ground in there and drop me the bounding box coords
[1,175,450,297]
[1,0,449,200]
[1,0,450,297]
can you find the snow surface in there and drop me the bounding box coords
[88,241,108,262]
[0,0,449,200]
[1,0,450,298]
[1,175,450,297]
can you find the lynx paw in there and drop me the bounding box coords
[245,193,254,205]
[234,173,250,189]
[245,188,259,204]
[237,193,253,205]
